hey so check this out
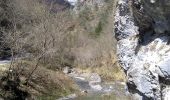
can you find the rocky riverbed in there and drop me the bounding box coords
[59,67,132,100]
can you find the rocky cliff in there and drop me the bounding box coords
[115,0,170,99]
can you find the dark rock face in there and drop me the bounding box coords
[115,0,170,99]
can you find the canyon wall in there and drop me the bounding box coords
[115,0,170,99]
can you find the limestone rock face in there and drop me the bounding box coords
[115,0,170,99]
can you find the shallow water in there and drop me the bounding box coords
[72,76,132,100]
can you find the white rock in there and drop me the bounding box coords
[89,73,101,83]
[75,76,85,80]
[89,84,102,90]
[115,0,170,99]
[66,0,77,6]
[63,67,72,74]
[163,87,170,100]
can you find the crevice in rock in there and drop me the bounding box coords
[159,76,170,85]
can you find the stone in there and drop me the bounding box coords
[162,87,170,100]
[81,90,88,94]
[89,73,101,83]
[57,93,77,100]
[115,0,170,99]
[63,67,72,74]
[65,0,78,6]
[89,83,102,91]
[88,73,102,90]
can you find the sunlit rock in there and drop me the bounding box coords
[115,0,170,99]
[65,0,78,6]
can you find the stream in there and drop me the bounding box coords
[59,68,132,100]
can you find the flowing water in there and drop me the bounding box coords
[59,71,132,100]
[74,79,131,100]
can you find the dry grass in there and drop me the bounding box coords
[0,64,10,77]
[0,64,9,72]
[76,52,126,82]
[77,63,126,82]
[21,61,78,96]
[0,61,78,99]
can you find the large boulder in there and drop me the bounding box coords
[115,0,170,99]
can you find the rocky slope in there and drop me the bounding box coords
[115,0,170,99]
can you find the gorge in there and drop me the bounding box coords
[1,0,170,99]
